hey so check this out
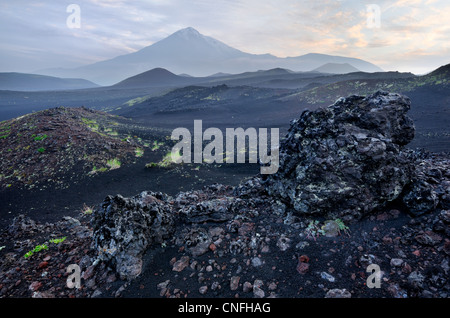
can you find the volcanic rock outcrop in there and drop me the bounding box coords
[88,91,450,284]
[263,91,416,220]
[91,191,175,280]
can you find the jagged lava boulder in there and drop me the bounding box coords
[402,152,450,216]
[263,91,416,220]
[91,191,175,280]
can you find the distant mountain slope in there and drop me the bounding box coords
[114,84,293,116]
[37,27,383,85]
[288,63,449,104]
[0,73,99,91]
[114,71,417,119]
[198,69,414,90]
[312,63,360,74]
[427,63,450,77]
[112,68,197,89]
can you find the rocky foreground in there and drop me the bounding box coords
[0,91,449,298]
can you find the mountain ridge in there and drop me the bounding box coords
[312,63,361,74]
[0,72,99,91]
[112,68,191,88]
[37,27,383,85]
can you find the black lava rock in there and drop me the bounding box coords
[91,191,175,280]
[263,91,416,220]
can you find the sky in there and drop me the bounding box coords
[0,0,449,75]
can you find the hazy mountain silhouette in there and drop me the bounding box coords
[110,67,299,89]
[312,63,360,74]
[38,27,382,85]
[0,73,99,91]
[112,68,196,89]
